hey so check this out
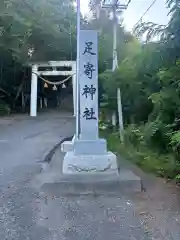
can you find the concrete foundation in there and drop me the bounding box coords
[56,136,142,195]
[62,150,118,174]
[62,134,119,175]
[37,170,142,196]
[36,145,142,195]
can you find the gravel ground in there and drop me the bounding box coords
[0,111,74,240]
[131,177,180,240]
[34,193,150,240]
[0,164,50,240]
[119,157,180,240]
[32,149,148,240]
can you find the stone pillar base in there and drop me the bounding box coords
[62,151,118,175]
[74,139,107,155]
[61,135,76,153]
[61,141,74,153]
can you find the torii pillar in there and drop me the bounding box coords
[30,65,38,117]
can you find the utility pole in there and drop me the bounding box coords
[102,0,130,142]
[112,5,124,142]
[112,6,118,71]
[112,5,118,131]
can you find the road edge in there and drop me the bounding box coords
[43,136,73,163]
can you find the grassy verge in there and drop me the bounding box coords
[101,130,180,179]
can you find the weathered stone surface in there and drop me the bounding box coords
[74,139,107,155]
[61,140,74,153]
[63,151,118,174]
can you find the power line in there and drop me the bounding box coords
[117,0,132,9]
[126,0,132,7]
[134,0,157,26]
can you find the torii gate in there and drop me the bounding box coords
[30,61,76,117]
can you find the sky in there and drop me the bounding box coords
[81,0,169,31]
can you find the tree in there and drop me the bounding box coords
[0,0,77,62]
[133,0,180,56]
[0,0,77,110]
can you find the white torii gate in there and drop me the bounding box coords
[30,61,76,117]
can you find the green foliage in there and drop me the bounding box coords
[0,0,133,112]
[123,124,145,147]
[0,0,77,62]
[170,131,180,157]
[133,0,180,62]
[99,41,162,124]
[100,49,180,178]
[176,174,180,183]
[144,120,170,152]
[87,9,133,72]
[102,127,180,179]
[99,15,180,180]
[99,70,117,111]
[0,0,77,110]
[89,0,180,180]
[0,101,10,116]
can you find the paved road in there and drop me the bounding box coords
[2,110,177,240]
[0,111,74,239]
[0,111,74,169]
[32,148,150,240]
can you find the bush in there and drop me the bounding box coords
[102,125,180,179]
[0,101,10,116]
[170,131,180,156]
[123,124,145,147]
[144,120,170,152]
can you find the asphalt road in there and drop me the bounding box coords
[0,111,74,240]
[0,111,164,240]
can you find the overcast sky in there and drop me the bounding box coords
[81,0,170,31]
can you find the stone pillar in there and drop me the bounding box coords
[62,30,118,175]
[79,30,99,140]
[30,65,38,117]
[72,30,106,155]
[72,62,76,117]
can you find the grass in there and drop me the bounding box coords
[101,130,180,179]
